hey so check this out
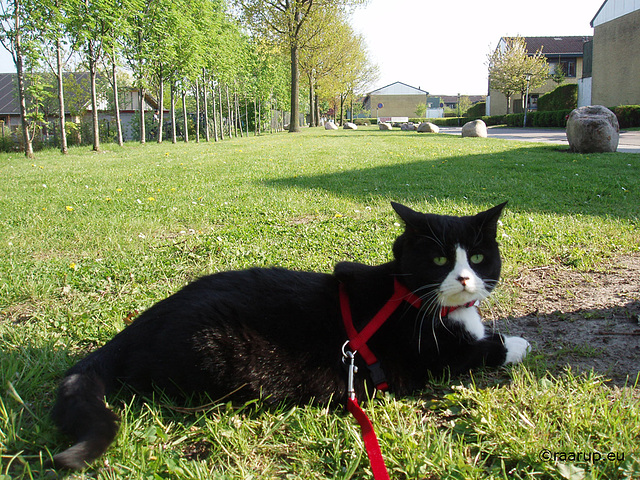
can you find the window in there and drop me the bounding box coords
[550,58,577,77]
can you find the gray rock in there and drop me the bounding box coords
[343,122,358,130]
[325,121,339,130]
[566,105,619,153]
[461,119,487,138]
[417,122,440,133]
[378,122,393,131]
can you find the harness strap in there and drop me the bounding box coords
[340,277,478,480]
[340,278,422,390]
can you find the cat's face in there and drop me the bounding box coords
[391,202,506,309]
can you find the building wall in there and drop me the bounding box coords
[488,58,583,115]
[591,9,640,106]
[369,93,428,118]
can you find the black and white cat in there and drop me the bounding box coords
[51,201,529,470]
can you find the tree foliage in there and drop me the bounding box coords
[0,0,373,153]
[487,36,548,114]
[0,0,41,157]
[238,0,369,132]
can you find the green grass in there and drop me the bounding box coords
[1,127,639,479]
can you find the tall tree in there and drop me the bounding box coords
[239,0,367,133]
[122,0,152,143]
[36,0,71,153]
[487,36,548,114]
[0,0,39,157]
[67,0,113,151]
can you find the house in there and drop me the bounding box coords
[0,72,162,142]
[583,0,640,107]
[362,82,435,119]
[437,95,486,110]
[487,36,592,116]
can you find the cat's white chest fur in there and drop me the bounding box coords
[447,307,485,340]
[439,246,530,363]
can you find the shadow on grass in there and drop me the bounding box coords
[502,300,640,387]
[264,144,639,220]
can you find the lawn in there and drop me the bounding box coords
[1,126,639,479]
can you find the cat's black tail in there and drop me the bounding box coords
[51,369,119,470]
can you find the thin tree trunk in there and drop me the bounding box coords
[112,52,123,146]
[253,97,257,136]
[244,95,249,137]
[234,88,240,137]
[139,86,146,144]
[15,45,33,157]
[289,40,301,132]
[181,89,188,143]
[156,65,164,143]
[88,42,100,152]
[308,72,315,127]
[218,85,225,140]
[202,69,209,142]
[55,37,68,154]
[225,85,233,138]
[211,81,218,142]
[195,78,200,143]
[170,82,176,144]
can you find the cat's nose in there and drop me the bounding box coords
[457,276,469,286]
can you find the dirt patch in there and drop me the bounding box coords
[494,254,640,385]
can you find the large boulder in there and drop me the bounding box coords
[343,122,358,130]
[325,121,339,130]
[378,122,393,131]
[417,122,440,133]
[461,119,487,138]
[400,122,417,131]
[566,105,619,153]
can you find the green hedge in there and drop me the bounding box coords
[613,105,640,128]
[538,84,578,111]
[359,105,640,129]
[466,102,486,118]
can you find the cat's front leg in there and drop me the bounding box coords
[503,336,531,364]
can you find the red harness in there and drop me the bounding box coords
[339,278,476,480]
[340,278,422,390]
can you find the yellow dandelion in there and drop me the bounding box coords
[105,197,112,201]
[147,197,155,202]
[116,188,122,192]
[334,213,343,218]
[65,206,74,211]
[69,262,77,270]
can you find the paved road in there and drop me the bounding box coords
[438,126,640,154]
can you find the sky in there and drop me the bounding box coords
[350,0,604,95]
[0,0,604,96]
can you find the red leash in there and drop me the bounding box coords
[339,278,478,479]
[347,396,390,480]
[342,348,390,480]
[340,278,422,479]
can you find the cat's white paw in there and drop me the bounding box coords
[503,336,531,365]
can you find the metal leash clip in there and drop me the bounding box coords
[342,341,358,400]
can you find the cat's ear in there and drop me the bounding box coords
[475,201,508,237]
[391,202,422,231]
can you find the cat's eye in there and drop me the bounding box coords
[433,256,448,266]
[470,254,484,264]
